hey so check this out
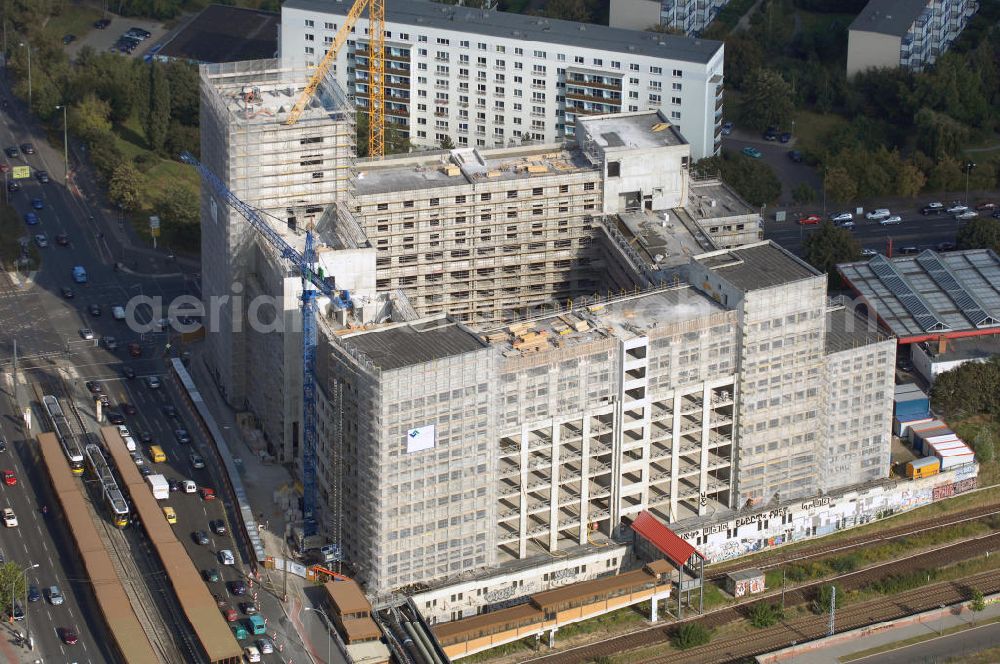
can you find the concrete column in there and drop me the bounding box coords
[668,390,682,522]
[699,383,712,516]
[578,415,590,546]
[548,421,561,552]
[548,627,557,648]
[650,593,658,622]
[518,424,530,559]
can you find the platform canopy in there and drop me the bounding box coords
[630,510,703,567]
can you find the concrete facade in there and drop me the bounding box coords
[610,0,733,37]
[847,0,980,77]
[198,59,355,461]
[280,0,725,160]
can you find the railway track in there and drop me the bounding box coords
[528,530,1000,664]
[705,501,1000,581]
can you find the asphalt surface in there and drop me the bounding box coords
[0,83,292,661]
[852,621,1000,664]
[763,206,974,257]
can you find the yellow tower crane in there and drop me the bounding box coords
[284,0,385,159]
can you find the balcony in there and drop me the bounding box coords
[566,76,622,91]
[565,90,622,105]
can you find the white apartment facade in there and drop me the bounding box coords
[280,0,725,160]
[847,0,979,77]
[610,0,732,37]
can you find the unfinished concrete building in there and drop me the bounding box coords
[199,59,359,462]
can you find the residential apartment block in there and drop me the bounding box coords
[847,0,979,77]
[280,0,725,160]
[610,0,731,37]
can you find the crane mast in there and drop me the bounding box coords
[284,0,386,159]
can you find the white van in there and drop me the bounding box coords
[244,646,261,663]
[112,306,126,321]
[122,436,137,452]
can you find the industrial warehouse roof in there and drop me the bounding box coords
[341,316,488,370]
[158,4,279,63]
[849,0,928,38]
[838,249,1000,342]
[283,0,723,64]
[694,241,822,291]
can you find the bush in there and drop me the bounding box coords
[748,602,783,628]
[87,137,127,182]
[672,622,712,649]
[812,583,843,614]
[829,553,861,574]
[866,569,936,595]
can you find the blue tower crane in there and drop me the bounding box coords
[181,151,348,539]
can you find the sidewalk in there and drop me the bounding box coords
[765,595,1000,663]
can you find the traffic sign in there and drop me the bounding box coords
[11,166,30,179]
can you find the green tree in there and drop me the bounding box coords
[927,155,965,192]
[70,94,113,143]
[824,167,857,204]
[915,107,970,159]
[88,140,127,181]
[749,602,783,628]
[740,68,795,131]
[970,589,986,624]
[0,562,28,610]
[542,0,592,22]
[695,152,781,207]
[973,428,995,463]
[957,218,1000,253]
[145,61,171,153]
[895,160,927,199]
[672,622,711,649]
[802,221,861,280]
[108,163,143,212]
[721,36,763,91]
[165,61,200,127]
[439,135,455,150]
[792,182,816,205]
[157,182,199,230]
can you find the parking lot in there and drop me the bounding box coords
[720,128,824,207]
[64,15,174,62]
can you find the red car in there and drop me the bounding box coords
[222,605,238,622]
[200,487,216,501]
[798,214,822,225]
[0,163,10,174]
[3,470,16,486]
[128,342,142,358]
[60,627,78,645]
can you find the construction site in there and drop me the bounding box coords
[191,6,908,652]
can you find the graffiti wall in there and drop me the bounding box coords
[679,464,979,564]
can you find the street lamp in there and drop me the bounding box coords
[964,161,976,206]
[11,562,38,647]
[55,105,69,184]
[17,42,30,111]
[304,607,334,664]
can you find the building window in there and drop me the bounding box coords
[305,33,315,41]
[672,82,682,91]
[671,111,681,120]
[671,96,681,105]
[673,69,682,77]
[305,19,314,27]
[650,66,662,74]
[649,94,661,103]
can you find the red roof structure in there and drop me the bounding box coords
[630,511,701,567]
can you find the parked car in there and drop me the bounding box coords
[937,242,956,251]
[30,198,44,210]
[898,246,920,255]
[975,202,996,211]
[193,530,210,546]
[241,602,258,615]
[946,203,968,214]
[55,233,69,246]
[7,180,20,193]
[838,220,855,229]
[34,234,48,248]
[79,328,95,341]
[123,367,136,380]
[175,428,191,444]
[921,202,944,215]
[60,627,78,645]
[62,34,76,45]
[955,210,978,220]
[27,585,40,602]
[2,470,16,485]
[47,585,64,605]
[162,404,177,418]
[880,215,902,225]
[741,146,762,159]
[721,121,733,136]
[60,287,74,299]
[23,212,38,225]
[210,519,227,535]
[779,131,792,143]
[861,248,879,257]
[4,146,18,158]
[85,380,102,394]
[94,18,112,29]
[865,208,891,221]
[787,149,802,163]
[190,453,206,469]
[762,127,778,141]
[830,211,854,223]
[798,214,822,225]
[218,549,235,565]
[204,568,221,583]
[106,411,125,425]
[229,580,247,596]
[20,143,34,155]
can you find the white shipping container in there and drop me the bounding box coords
[895,417,933,437]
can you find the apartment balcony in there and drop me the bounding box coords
[566,90,622,105]
[567,105,615,117]
[356,63,411,78]
[566,76,622,91]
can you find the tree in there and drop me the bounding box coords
[957,218,1000,254]
[895,160,927,199]
[439,135,455,150]
[109,163,143,212]
[88,140,127,182]
[0,562,27,611]
[165,61,200,127]
[812,583,843,615]
[802,221,861,280]
[145,61,171,153]
[157,182,199,230]
[694,152,781,207]
[824,167,856,204]
[970,589,986,624]
[672,622,711,649]
[973,428,995,463]
[646,24,685,35]
[542,0,592,23]
[740,68,795,131]
[749,602,783,628]
[915,107,971,159]
[792,182,816,205]
[722,36,764,92]
[70,94,114,143]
